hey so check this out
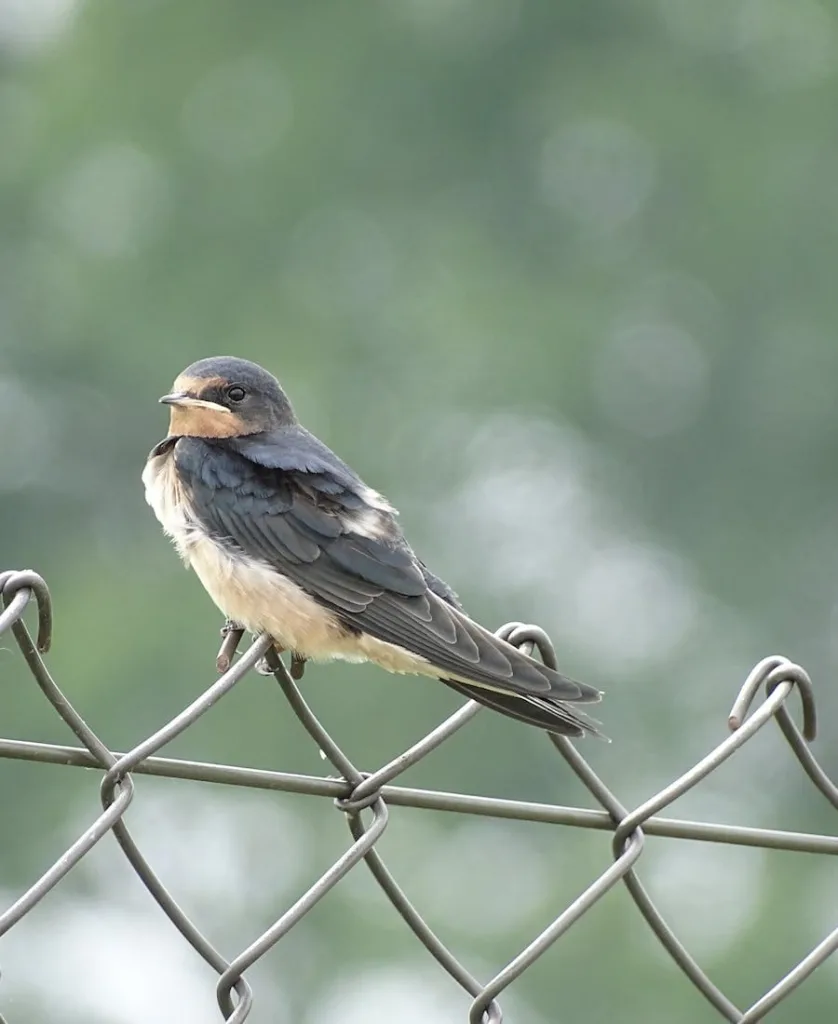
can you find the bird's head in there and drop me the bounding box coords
[158,356,297,438]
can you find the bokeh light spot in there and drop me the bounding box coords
[182,56,293,167]
[0,0,81,56]
[540,118,657,232]
[0,376,52,490]
[45,144,170,258]
[593,322,710,438]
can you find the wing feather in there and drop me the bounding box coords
[174,433,602,711]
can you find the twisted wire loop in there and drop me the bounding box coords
[0,570,258,1020]
[2,569,838,1022]
[219,644,504,1022]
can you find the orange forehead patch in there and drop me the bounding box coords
[172,374,229,396]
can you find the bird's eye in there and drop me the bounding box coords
[226,385,247,403]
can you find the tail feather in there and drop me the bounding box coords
[417,562,605,737]
[443,678,607,739]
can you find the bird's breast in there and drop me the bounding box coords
[141,443,433,673]
[141,444,354,653]
[142,444,200,563]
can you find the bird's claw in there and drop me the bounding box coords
[255,649,307,678]
[216,621,305,680]
[255,644,286,676]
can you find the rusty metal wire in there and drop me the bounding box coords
[2,568,838,1022]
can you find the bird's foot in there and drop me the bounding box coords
[255,648,307,679]
[256,644,286,676]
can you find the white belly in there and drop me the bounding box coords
[142,447,433,674]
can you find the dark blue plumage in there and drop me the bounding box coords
[145,356,605,737]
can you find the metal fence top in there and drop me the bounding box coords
[1,568,837,1023]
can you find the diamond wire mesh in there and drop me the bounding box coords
[2,567,838,1022]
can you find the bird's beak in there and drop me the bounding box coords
[158,393,231,413]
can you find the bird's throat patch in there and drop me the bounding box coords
[167,404,246,439]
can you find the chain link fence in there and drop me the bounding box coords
[1,567,837,1022]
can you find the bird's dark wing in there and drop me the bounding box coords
[417,562,605,736]
[174,432,602,724]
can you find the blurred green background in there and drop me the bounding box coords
[2,1,838,1021]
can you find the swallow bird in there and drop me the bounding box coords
[143,357,603,737]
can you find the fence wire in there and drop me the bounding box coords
[1,567,838,1022]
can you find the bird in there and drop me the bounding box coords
[142,356,604,737]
